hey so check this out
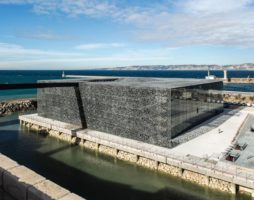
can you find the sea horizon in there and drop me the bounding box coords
[0,69,254,102]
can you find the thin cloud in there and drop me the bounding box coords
[0,42,84,57]
[181,0,252,14]
[0,0,117,17]
[75,43,125,50]
[17,29,76,41]
[0,42,171,68]
[1,0,254,47]
[124,0,254,48]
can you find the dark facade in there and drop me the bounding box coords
[37,78,223,148]
[170,84,223,138]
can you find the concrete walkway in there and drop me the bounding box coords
[170,107,252,159]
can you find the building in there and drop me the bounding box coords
[37,78,223,148]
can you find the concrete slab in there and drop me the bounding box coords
[3,166,45,200]
[233,114,254,169]
[59,193,85,200]
[170,107,249,159]
[27,180,69,200]
[171,108,241,146]
[0,154,19,186]
[20,114,80,136]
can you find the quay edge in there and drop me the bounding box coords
[0,152,86,200]
[19,113,254,197]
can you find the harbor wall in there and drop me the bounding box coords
[216,78,254,83]
[0,153,85,200]
[223,91,254,106]
[19,114,254,197]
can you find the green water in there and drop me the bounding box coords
[0,113,251,200]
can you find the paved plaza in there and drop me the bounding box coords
[170,107,252,160]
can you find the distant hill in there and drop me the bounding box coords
[101,63,254,70]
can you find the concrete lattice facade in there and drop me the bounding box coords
[37,78,223,147]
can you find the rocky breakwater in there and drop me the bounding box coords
[223,91,254,106]
[210,90,254,106]
[216,78,254,83]
[0,99,37,117]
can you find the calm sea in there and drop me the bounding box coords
[0,70,254,101]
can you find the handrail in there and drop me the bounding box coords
[0,82,79,90]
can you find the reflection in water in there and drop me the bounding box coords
[0,113,251,200]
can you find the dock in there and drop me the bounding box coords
[216,78,254,83]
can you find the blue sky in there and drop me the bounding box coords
[0,0,254,69]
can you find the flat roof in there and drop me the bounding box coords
[85,77,222,89]
[39,77,222,89]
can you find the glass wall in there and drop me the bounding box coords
[171,83,223,138]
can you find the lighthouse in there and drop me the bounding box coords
[223,69,228,80]
[205,67,216,79]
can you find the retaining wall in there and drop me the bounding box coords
[19,114,254,197]
[216,78,254,83]
[0,153,85,200]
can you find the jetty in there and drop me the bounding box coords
[216,77,254,83]
[205,69,254,83]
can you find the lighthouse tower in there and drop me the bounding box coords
[223,69,228,80]
[205,67,216,79]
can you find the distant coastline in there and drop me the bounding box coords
[100,63,254,71]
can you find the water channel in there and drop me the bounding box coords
[0,113,251,200]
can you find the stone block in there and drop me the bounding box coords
[3,166,45,200]
[137,157,158,170]
[51,126,75,136]
[99,145,117,156]
[0,154,19,186]
[59,193,85,200]
[117,151,138,163]
[27,180,69,200]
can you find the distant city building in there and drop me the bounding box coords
[37,78,223,147]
